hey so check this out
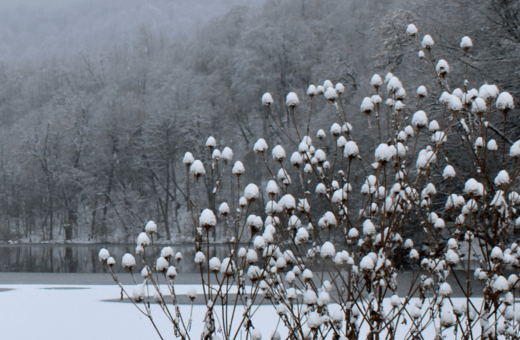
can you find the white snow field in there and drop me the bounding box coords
[0,283,502,340]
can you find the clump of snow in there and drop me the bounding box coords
[286,92,299,107]
[436,60,449,76]
[244,183,260,201]
[321,242,335,259]
[460,36,473,50]
[221,147,233,162]
[137,232,150,247]
[187,287,197,300]
[471,97,487,114]
[344,141,359,158]
[253,138,268,153]
[371,74,383,87]
[122,253,136,269]
[316,129,326,139]
[190,160,206,177]
[421,34,434,48]
[324,87,338,101]
[412,110,429,128]
[387,77,402,94]
[290,152,303,167]
[406,24,418,36]
[166,266,177,279]
[209,257,221,272]
[262,93,273,106]
[232,161,245,175]
[279,194,296,210]
[194,251,206,264]
[443,165,456,179]
[417,85,428,97]
[99,248,110,262]
[429,120,439,132]
[440,310,455,328]
[488,139,498,151]
[145,220,157,234]
[206,136,216,148]
[479,84,499,100]
[439,282,452,296]
[360,255,375,271]
[496,92,515,111]
[493,276,509,292]
[448,95,463,111]
[510,141,520,158]
[375,143,395,162]
[302,269,314,281]
[272,145,286,161]
[371,95,382,104]
[132,283,145,302]
[323,80,333,89]
[212,149,221,160]
[160,247,174,259]
[156,257,169,272]
[219,202,230,215]
[495,170,510,186]
[360,97,374,114]
[363,219,376,236]
[304,290,318,305]
[307,85,317,96]
[335,83,345,93]
[183,152,194,165]
[254,236,266,250]
[200,209,217,228]
[220,258,236,275]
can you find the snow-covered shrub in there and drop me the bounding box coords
[102,28,520,340]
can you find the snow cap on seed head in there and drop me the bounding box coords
[190,160,206,177]
[137,232,150,247]
[206,136,216,148]
[244,183,260,201]
[496,92,514,111]
[232,161,245,176]
[360,97,374,114]
[307,85,317,96]
[99,248,110,262]
[254,138,268,153]
[272,145,286,161]
[183,152,194,165]
[221,147,233,162]
[510,141,520,158]
[262,93,273,106]
[460,36,473,51]
[417,85,428,98]
[324,87,338,101]
[371,74,383,88]
[286,92,299,107]
[422,35,434,49]
[122,253,136,270]
[406,24,418,36]
[145,220,157,234]
[219,202,230,215]
[200,209,217,228]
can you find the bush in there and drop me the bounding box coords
[102,27,520,340]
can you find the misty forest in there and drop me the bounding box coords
[0,0,518,244]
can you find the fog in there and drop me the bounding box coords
[0,0,261,62]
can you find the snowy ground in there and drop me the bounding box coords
[0,283,496,340]
[0,284,283,340]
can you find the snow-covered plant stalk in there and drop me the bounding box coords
[102,27,520,340]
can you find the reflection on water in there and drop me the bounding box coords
[0,244,232,274]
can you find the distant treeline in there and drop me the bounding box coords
[0,0,517,242]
